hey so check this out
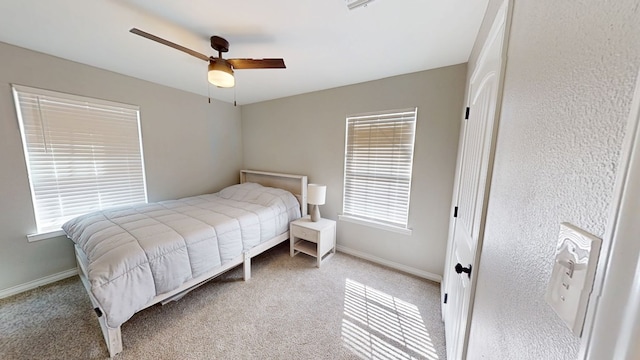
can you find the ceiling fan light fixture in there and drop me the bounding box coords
[208,59,235,88]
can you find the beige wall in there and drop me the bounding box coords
[0,42,242,292]
[242,64,466,278]
[465,0,640,358]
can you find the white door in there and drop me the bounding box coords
[443,1,510,359]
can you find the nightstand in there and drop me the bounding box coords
[290,217,336,268]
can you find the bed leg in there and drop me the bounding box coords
[243,251,251,281]
[95,309,122,357]
[104,325,123,358]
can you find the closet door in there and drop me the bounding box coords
[442,1,510,358]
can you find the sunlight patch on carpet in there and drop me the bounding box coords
[341,278,440,360]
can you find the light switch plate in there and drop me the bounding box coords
[545,223,601,336]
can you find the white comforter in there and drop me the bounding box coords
[62,182,300,328]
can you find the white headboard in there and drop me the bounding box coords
[240,170,308,216]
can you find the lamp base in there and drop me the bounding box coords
[310,205,321,222]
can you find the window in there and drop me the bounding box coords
[342,108,417,232]
[12,85,147,237]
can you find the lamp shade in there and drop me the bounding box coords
[307,184,326,205]
[208,59,235,88]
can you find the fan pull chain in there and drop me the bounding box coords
[208,82,211,103]
[234,85,237,107]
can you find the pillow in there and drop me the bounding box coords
[217,182,263,200]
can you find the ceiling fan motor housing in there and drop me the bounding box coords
[210,36,229,53]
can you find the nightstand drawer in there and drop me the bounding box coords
[291,225,318,242]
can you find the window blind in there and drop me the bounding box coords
[343,108,417,228]
[12,85,147,234]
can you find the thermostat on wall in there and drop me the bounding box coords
[545,223,601,336]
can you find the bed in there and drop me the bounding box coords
[62,170,308,357]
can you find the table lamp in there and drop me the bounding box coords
[307,184,326,222]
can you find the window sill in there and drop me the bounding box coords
[338,215,412,236]
[27,229,66,242]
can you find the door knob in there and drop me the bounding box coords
[455,263,472,278]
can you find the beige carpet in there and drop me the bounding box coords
[0,243,446,359]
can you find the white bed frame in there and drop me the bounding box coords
[74,170,308,357]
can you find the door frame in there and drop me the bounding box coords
[579,68,640,359]
[441,0,513,357]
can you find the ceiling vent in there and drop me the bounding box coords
[346,0,375,10]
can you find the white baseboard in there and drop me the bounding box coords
[336,245,443,283]
[0,268,78,300]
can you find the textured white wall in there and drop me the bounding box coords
[241,65,466,278]
[0,42,242,292]
[466,0,640,359]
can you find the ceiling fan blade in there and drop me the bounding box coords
[130,28,210,62]
[227,58,286,69]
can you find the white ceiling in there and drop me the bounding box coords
[0,0,488,105]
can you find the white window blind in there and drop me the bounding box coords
[12,85,147,234]
[343,108,417,229]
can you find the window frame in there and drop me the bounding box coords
[12,85,148,241]
[340,107,417,235]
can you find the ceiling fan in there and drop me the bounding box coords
[130,28,286,88]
